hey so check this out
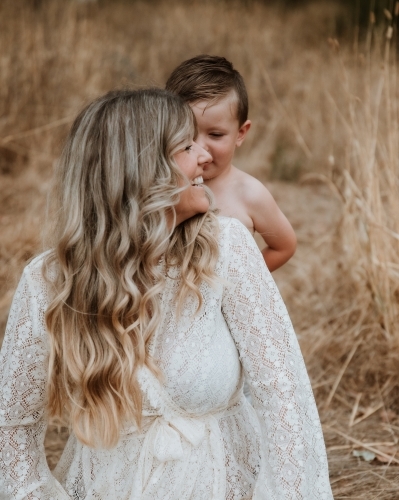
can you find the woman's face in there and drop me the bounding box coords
[172,141,212,226]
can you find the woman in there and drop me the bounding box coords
[0,89,333,499]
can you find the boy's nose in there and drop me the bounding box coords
[194,141,212,164]
[198,147,212,165]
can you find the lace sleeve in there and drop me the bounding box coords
[221,220,333,500]
[0,261,70,499]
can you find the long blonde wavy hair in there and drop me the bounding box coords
[44,89,219,448]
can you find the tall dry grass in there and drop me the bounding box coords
[1,0,399,496]
[296,12,399,401]
[0,0,346,327]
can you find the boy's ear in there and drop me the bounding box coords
[236,120,251,147]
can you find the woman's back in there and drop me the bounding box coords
[0,217,333,499]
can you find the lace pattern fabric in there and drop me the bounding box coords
[0,217,333,499]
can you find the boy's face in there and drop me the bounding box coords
[190,91,250,181]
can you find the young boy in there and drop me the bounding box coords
[166,55,296,272]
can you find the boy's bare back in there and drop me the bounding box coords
[207,166,255,232]
[207,166,296,272]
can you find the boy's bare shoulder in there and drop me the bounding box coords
[231,167,273,206]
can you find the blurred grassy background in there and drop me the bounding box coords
[1,0,399,497]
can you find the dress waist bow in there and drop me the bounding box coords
[120,367,244,500]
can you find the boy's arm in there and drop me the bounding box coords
[245,179,297,272]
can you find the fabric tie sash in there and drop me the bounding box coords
[121,366,244,499]
[151,415,206,462]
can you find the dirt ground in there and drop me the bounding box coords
[2,180,399,498]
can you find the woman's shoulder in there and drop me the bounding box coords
[217,216,255,245]
[24,250,52,268]
[23,249,53,273]
[216,217,258,273]
[20,249,56,292]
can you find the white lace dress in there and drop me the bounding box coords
[0,217,333,500]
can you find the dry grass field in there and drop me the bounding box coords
[1,0,399,497]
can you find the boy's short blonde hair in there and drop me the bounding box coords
[166,55,248,126]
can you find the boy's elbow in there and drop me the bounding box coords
[289,233,297,257]
[282,231,297,261]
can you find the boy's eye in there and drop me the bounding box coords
[210,133,224,138]
[184,145,193,151]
